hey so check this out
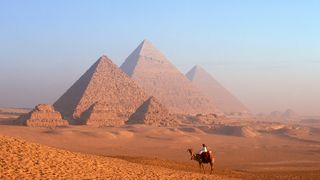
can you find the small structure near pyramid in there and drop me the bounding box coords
[186,65,249,114]
[258,109,301,122]
[127,96,178,127]
[16,104,69,127]
[121,39,219,115]
[53,55,148,125]
[82,102,125,127]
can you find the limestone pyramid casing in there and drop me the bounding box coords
[121,40,219,115]
[127,96,178,127]
[53,55,148,124]
[16,104,69,127]
[186,65,249,114]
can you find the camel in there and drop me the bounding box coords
[187,148,214,174]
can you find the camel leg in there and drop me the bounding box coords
[198,162,202,173]
[202,164,205,174]
[210,162,213,174]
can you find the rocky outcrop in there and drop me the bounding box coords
[16,104,68,127]
[127,96,178,127]
[194,113,220,125]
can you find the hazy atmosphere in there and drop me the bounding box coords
[2,1,320,179]
[1,0,319,116]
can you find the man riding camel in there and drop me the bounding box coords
[198,144,210,162]
[187,144,215,173]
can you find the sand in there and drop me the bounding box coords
[1,110,320,179]
[0,135,231,179]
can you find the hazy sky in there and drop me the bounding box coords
[0,1,319,115]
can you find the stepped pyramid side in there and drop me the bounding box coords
[186,65,248,114]
[121,40,219,115]
[127,96,178,126]
[16,104,69,127]
[54,55,148,124]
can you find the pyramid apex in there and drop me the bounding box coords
[193,65,203,70]
[121,39,168,76]
[99,55,109,60]
[96,55,113,65]
[186,65,206,81]
[140,39,153,48]
[142,38,151,43]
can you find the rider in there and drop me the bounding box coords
[198,144,208,155]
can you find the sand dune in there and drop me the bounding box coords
[1,109,320,179]
[199,125,260,138]
[0,135,232,179]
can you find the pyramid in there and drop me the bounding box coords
[121,40,218,115]
[16,104,69,127]
[53,55,148,124]
[283,109,299,118]
[82,102,124,127]
[127,96,178,126]
[186,65,249,114]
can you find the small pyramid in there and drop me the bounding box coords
[82,102,125,127]
[121,40,218,115]
[186,65,249,114]
[53,55,148,124]
[283,109,299,118]
[16,104,69,127]
[127,96,178,126]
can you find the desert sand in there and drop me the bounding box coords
[1,109,320,179]
[0,135,231,179]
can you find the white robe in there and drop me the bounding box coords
[198,146,208,154]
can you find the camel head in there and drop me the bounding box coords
[187,148,195,160]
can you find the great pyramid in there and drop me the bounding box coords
[186,65,249,114]
[127,96,178,126]
[53,55,148,124]
[121,40,218,115]
[16,104,69,127]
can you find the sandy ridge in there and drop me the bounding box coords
[0,135,233,179]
